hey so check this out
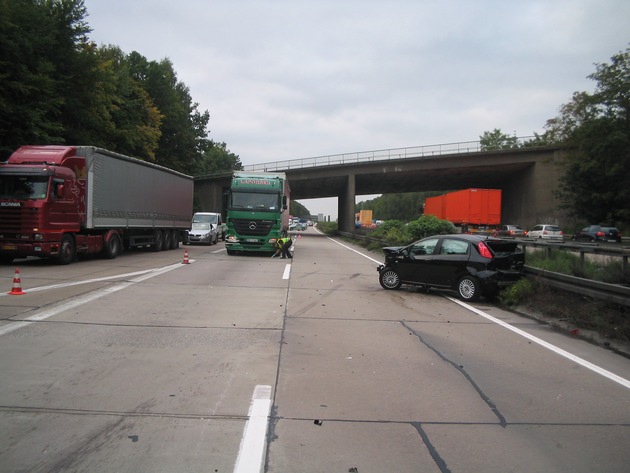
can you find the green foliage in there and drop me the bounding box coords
[0,0,238,178]
[479,129,519,150]
[546,47,630,226]
[0,0,66,157]
[498,278,536,307]
[315,221,337,234]
[369,215,455,246]
[526,248,628,284]
[290,200,311,219]
[195,141,242,175]
[406,214,456,240]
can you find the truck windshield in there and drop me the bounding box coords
[0,175,49,199]
[230,191,279,211]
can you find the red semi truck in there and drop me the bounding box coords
[0,145,193,264]
[423,188,501,233]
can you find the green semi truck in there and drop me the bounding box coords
[225,171,290,255]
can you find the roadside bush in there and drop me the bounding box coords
[499,278,536,307]
[369,216,455,246]
[316,221,337,234]
[406,215,456,240]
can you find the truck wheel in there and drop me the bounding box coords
[170,230,179,249]
[162,230,172,251]
[57,234,75,265]
[104,234,121,259]
[152,230,163,252]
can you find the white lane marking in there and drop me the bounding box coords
[448,297,630,390]
[323,235,382,264]
[0,262,187,336]
[0,260,195,297]
[321,232,630,390]
[282,264,291,280]
[233,385,272,473]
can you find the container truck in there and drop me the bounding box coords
[225,171,290,255]
[423,188,501,233]
[0,145,193,264]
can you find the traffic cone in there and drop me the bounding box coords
[182,249,190,264]
[8,267,25,295]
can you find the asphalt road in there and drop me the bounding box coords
[0,229,629,473]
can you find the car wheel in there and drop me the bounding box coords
[379,267,402,290]
[457,276,480,301]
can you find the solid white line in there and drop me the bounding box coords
[0,262,188,336]
[324,235,382,264]
[282,264,291,280]
[320,231,630,390]
[448,296,630,390]
[233,385,272,473]
[0,260,195,297]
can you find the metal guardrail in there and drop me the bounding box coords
[524,266,630,307]
[244,137,537,172]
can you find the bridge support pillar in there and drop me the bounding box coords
[338,173,356,232]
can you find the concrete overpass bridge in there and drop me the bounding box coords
[194,140,569,232]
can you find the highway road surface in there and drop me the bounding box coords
[1,228,629,472]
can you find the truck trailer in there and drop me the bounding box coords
[225,171,290,255]
[424,188,501,233]
[0,145,193,264]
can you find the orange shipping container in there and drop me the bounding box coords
[424,189,501,225]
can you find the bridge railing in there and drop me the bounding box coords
[243,137,536,172]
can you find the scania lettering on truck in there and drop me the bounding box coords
[225,171,290,255]
[0,145,193,264]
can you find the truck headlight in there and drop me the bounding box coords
[226,235,238,243]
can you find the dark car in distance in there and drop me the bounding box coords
[572,225,622,243]
[377,234,524,301]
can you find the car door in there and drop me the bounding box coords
[398,237,440,284]
[431,238,470,287]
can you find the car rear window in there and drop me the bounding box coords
[547,226,561,231]
[486,239,521,255]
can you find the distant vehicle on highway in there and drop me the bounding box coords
[527,224,564,241]
[572,225,622,243]
[290,221,307,231]
[494,224,527,239]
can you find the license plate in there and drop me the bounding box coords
[245,239,258,242]
[2,245,17,250]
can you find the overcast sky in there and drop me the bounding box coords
[83,0,629,219]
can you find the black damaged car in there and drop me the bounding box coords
[377,234,525,301]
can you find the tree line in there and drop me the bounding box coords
[359,47,630,228]
[0,0,241,175]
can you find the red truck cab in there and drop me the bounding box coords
[0,146,86,264]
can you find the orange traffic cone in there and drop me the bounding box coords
[182,249,190,264]
[8,267,25,295]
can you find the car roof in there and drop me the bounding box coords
[421,233,491,242]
